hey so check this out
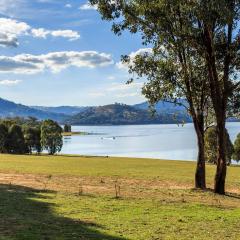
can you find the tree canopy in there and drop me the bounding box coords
[233,133,240,162]
[41,119,63,155]
[205,127,234,165]
[0,117,63,155]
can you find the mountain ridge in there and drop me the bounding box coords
[0,97,192,124]
[64,103,191,125]
[0,98,67,122]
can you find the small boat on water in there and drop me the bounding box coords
[101,136,116,140]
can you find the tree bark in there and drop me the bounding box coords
[193,114,206,189]
[195,131,206,189]
[203,24,228,194]
[214,114,227,194]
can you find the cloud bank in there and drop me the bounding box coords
[0,17,80,47]
[0,79,22,86]
[0,51,114,74]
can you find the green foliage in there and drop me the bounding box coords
[205,127,234,165]
[90,0,210,110]
[233,133,240,162]
[41,119,63,155]
[0,118,19,128]
[0,117,43,155]
[0,117,63,155]
[0,123,8,153]
[7,125,26,154]
[0,117,41,128]
[63,124,71,133]
[23,127,42,154]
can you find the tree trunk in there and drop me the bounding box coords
[193,114,206,189]
[214,117,227,194]
[195,132,206,189]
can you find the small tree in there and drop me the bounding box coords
[33,127,42,154]
[233,133,240,162]
[63,124,71,133]
[7,124,26,154]
[23,127,42,154]
[23,127,35,154]
[41,120,63,155]
[0,124,8,153]
[205,127,233,165]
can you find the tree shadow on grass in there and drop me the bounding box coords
[225,192,240,200]
[191,188,240,200]
[0,184,127,240]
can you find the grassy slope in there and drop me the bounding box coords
[0,154,240,239]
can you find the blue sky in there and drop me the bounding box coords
[0,0,147,106]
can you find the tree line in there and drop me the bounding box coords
[91,0,240,194]
[0,117,63,155]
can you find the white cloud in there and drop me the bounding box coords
[0,18,30,47]
[0,18,30,35]
[50,30,80,41]
[31,28,80,41]
[116,48,153,70]
[0,51,114,74]
[79,2,97,10]
[0,79,22,86]
[0,17,80,47]
[107,76,116,80]
[0,33,18,47]
[31,28,49,38]
[65,3,72,8]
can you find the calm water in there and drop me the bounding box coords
[61,123,240,161]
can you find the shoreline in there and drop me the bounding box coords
[1,153,239,167]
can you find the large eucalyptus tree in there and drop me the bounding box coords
[90,0,240,194]
[90,0,212,189]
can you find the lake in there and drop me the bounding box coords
[61,122,240,161]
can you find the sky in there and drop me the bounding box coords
[0,0,148,106]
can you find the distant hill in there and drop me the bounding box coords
[0,98,67,122]
[134,100,188,114]
[65,103,191,125]
[0,98,191,125]
[32,100,189,117]
[32,106,88,116]
[1,97,238,125]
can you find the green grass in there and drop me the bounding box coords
[0,154,240,239]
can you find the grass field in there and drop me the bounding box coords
[0,154,240,239]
